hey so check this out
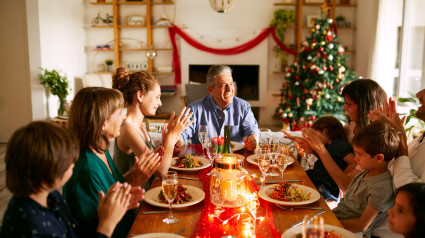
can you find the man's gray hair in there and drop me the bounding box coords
[206,65,232,88]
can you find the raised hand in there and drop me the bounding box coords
[301,128,327,154]
[128,186,144,210]
[166,107,194,139]
[126,148,161,187]
[96,182,131,236]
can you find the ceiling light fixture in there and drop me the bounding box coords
[209,0,237,13]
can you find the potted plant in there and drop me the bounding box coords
[39,68,70,117]
[335,15,345,27]
[270,9,295,71]
[105,59,114,72]
[398,95,425,134]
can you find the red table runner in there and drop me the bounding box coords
[190,145,281,238]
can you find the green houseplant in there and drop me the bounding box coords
[270,9,295,70]
[39,68,70,117]
[398,94,425,133]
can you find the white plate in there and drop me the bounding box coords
[281,224,358,238]
[246,154,294,166]
[144,185,205,208]
[170,156,211,171]
[258,184,320,206]
[231,141,244,151]
[132,233,185,238]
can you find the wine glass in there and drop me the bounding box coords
[276,154,288,182]
[258,147,270,188]
[198,125,208,156]
[162,171,179,224]
[302,215,324,238]
[267,137,280,176]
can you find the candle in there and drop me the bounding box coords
[220,169,237,202]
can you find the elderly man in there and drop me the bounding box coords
[178,65,260,151]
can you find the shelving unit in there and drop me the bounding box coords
[88,0,174,76]
[273,0,357,68]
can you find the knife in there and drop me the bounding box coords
[178,176,199,181]
[290,210,326,227]
[255,180,301,184]
[141,209,201,215]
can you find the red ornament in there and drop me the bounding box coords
[287,68,292,72]
[305,47,310,51]
[312,40,317,43]
[303,89,308,94]
[320,47,324,52]
[325,35,333,42]
[322,66,327,71]
[310,115,316,120]
[295,76,300,80]
[329,85,334,90]
[322,53,327,59]
[329,66,334,71]
[289,95,293,99]
[302,66,306,69]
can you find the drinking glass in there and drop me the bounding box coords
[162,171,179,224]
[276,154,289,182]
[301,215,324,238]
[258,148,270,188]
[268,137,280,176]
[198,125,208,156]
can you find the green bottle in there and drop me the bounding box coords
[222,125,232,153]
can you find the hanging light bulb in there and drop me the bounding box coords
[145,48,157,59]
[209,0,237,13]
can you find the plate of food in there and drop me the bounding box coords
[231,141,244,151]
[281,224,357,238]
[144,184,205,208]
[258,182,320,206]
[170,155,211,171]
[246,154,294,166]
[132,233,185,238]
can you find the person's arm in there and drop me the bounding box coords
[342,153,357,174]
[302,128,352,192]
[96,182,131,237]
[339,205,379,233]
[240,101,261,151]
[391,155,424,188]
[156,108,194,177]
[243,134,259,151]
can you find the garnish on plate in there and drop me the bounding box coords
[174,155,203,168]
[267,181,310,202]
[158,184,193,204]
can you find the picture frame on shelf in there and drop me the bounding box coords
[127,15,145,26]
[306,15,320,27]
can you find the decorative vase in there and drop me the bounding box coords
[58,98,69,118]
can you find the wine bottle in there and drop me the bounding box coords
[222,125,232,153]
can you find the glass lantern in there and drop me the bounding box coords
[210,153,250,207]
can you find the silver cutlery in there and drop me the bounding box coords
[141,209,201,215]
[174,227,186,235]
[178,176,199,181]
[290,209,326,227]
[254,180,301,185]
[276,204,322,211]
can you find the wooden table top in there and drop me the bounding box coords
[128,148,342,237]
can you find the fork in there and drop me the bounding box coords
[276,204,323,211]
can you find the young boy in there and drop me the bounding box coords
[1,121,131,238]
[333,120,400,238]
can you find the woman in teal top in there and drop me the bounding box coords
[63,87,163,238]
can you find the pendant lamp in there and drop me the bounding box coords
[209,0,237,13]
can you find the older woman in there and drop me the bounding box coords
[63,87,162,238]
[112,67,193,187]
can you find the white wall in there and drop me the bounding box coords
[39,0,86,118]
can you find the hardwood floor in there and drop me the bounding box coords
[0,143,11,225]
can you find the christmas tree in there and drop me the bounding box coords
[274,14,357,130]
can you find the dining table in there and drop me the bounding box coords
[128,144,343,238]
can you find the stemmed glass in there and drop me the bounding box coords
[302,215,324,238]
[258,147,271,188]
[268,137,280,176]
[276,154,288,182]
[198,125,208,156]
[162,171,179,224]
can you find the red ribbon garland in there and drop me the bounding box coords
[168,25,297,85]
[190,145,281,238]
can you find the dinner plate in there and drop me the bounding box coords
[132,233,185,238]
[281,224,358,238]
[258,184,320,206]
[231,141,244,151]
[246,154,294,166]
[170,156,211,171]
[144,185,205,208]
